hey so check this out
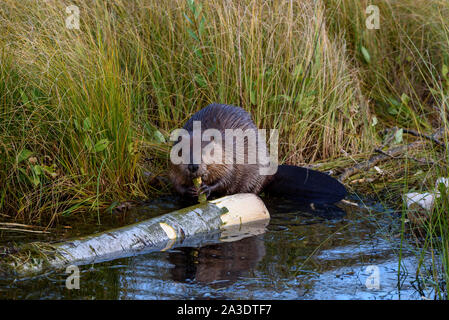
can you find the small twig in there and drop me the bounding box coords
[339,128,445,182]
[379,127,446,149]
[339,140,424,182]
[374,148,400,159]
[405,156,436,165]
[374,152,435,165]
[401,128,446,149]
[0,222,47,230]
[350,178,375,184]
[340,199,360,207]
[0,227,50,234]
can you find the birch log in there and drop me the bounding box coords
[7,193,270,276]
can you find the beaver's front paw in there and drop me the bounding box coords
[186,186,199,197]
[198,184,212,198]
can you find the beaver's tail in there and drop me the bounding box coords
[262,165,347,205]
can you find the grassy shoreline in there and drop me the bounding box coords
[0,0,448,296]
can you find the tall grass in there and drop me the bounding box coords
[0,0,448,298]
[0,0,374,224]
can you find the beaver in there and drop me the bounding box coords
[169,103,268,198]
[169,103,347,204]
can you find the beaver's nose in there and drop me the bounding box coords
[188,164,199,173]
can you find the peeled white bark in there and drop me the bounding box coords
[404,177,449,211]
[12,193,270,275]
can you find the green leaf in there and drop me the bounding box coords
[42,165,58,178]
[144,124,166,143]
[388,98,401,107]
[20,89,29,105]
[94,139,109,152]
[360,46,371,64]
[400,93,410,106]
[437,180,448,194]
[32,165,43,176]
[394,128,403,144]
[194,47,203,59]
[106,201,120,214]
[17,149,33,163]
[371,116,378,127]
[144,123,154,137]
[18,167,28,177]
[74,119,80,131]
[194,3,202,19]
[152,130,166,143]
[31,175,40,187]
[31,167,42,185]
[84,136,91,150]
[198,17,205,36]
[194,74,207,87]
[388,106,398,115]
[83,117,91,131]
[187,0,195,12]
[443,64,448,79]
[387,98,400,115]
[250,89,256,105]
[31,87,41,101]
[187,28,199,41]
[18,167,40,186]
[207,64,216,76]
[61,202,86,217]
[128,142,134,155]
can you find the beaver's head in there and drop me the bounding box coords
[170,132,225,181]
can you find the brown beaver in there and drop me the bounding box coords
[169,103,269,198]
[169,103,347,204]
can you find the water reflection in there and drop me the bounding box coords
[168,236,266,287]
[0,195,435,299]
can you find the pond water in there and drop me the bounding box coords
[0,195,433,300]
